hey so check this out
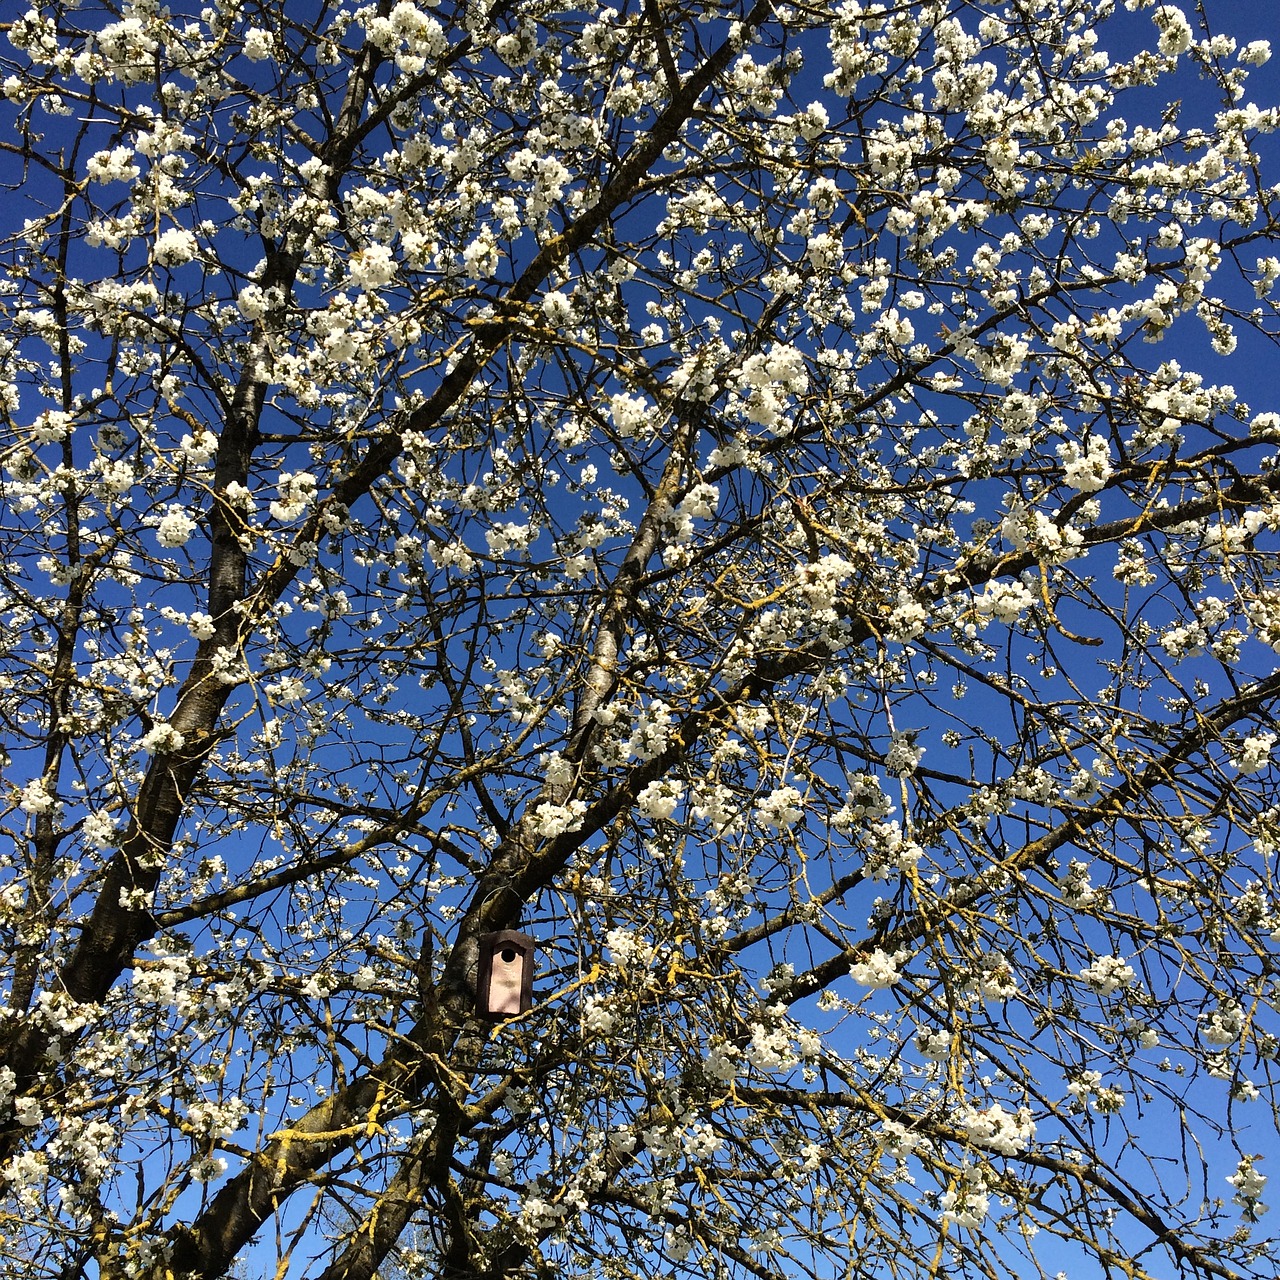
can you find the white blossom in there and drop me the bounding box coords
[87,146,139,184]
[270,472,318,523]
[156,507,198,548]
[29,409,71,445]
[955,1102,1035,1156]
[243,27,274,61]
[1201,1002,1245,1048]
[917,1029,951,1061]
[154,227,198,267]
[1057,434,1114,493]
[976,580,1036,624]
[12,1096,42,1127]
[1079,955,1136,996]
[532,800,587,838]
[745,1021,799,1072]
[582,995,617,1034]
[604,927,653,969]
[139,721,186,755]
[461,229,501,278]
[1227,1155,1269,1219]
[849,947,909,990]
[1234,732,1275,775]
[542,290,575,325]
[18,779,56,815]
[755,785,804,830]
[940,1171,991,1230]
[885,731,924,777]
[1152,5,1193,56]
[887,596,928,641]
[81,810,120,851]
[349,245,397,290]
[637,779,683,821]
[610,394,652,441]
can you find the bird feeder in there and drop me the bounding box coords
[475,930,535,1018]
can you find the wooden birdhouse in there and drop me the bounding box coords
[475,930,535,1018]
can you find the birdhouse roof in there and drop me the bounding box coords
[481,929,535,952]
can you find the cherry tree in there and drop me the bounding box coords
[2,1,1280,1277]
